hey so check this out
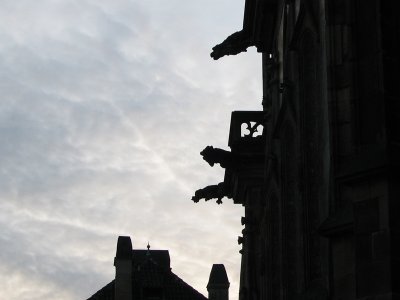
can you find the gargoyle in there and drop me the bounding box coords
[191,182,227,205]
[200,146,238,169]
[210,30,252,60]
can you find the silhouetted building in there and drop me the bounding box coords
[207,264,230,300]
[193,0,399,299]
[87,236,229,300]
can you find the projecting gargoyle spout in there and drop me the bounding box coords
[191,182,228,205]
[200,146,238,169]
[210,30,252,60]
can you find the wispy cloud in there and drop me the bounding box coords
[0,1,261,299]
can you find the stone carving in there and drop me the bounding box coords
[242,121,263,138]
[191,182,228,205]
[200,146,238,169]
[211,30,252,60]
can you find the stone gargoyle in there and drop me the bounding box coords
[191,182,228,205]
[200,146,238,169]
[210,30,252,60]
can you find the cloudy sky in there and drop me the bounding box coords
[0,1,261,299]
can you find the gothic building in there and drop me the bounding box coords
[87,236,230,300]
[193,0,399,299]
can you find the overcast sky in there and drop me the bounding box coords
[0,1,261,299]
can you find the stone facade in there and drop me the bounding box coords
[193,0,400,299]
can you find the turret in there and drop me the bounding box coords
[207,264,230,300]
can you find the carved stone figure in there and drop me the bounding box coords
[191,182,228,204]
[200,146,238,169]
[210,30,251,60]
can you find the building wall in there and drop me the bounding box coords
[234,0,399,299]
[198,0,399,299]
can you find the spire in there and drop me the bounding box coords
[146,242,151,256]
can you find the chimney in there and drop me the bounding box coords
[114,236,133,300]
[207,264,230,300]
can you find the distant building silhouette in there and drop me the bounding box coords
[193,0,399,299]
[87,236,229,300]
[207,264,230,300]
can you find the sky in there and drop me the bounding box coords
[0,1,262,299]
